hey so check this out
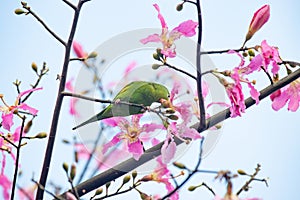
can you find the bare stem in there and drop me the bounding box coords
[22,5,66,46]
[163,62,197,80]
[201,46,256,55]
[62,0,76,10]
[162,138,204,199]
[10,116,26,200]
[36,1,90,199]
[195,0,206,132]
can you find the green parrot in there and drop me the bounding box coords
[72,81,170,130]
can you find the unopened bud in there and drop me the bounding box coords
[122,175,131,184]
[188,185,197,191]
[31,62,38,73]
[156,48,163,58]
[70,164,76,180]
[140,192,150,200]
[237,169,247,175]
[132,170,137,179]
[24,120,32,133]
[173,162,186,169]
[62,162,69,173]
[21,2,27,7]
[168,114,179,120]
[74,151,78,163]
[34,132,47,139]
[166,108,176,114]
[94,188,103,196]
[140,175,153,182]
[0,94,3,98]
[176,3,183,11]
[15,8,25,15]
[88,51,98,59]
[153,53,160,61]
[248,49,255,57]
[105,182,111,189]
[242,52,248,57]
[152,64,161,70]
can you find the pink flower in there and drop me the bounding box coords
[141,157,179,200]
[260,40,281,75]
[66,78,79,117]
[271,78,300,112]
[72,41,88,58]
[140,4,198,58]
[247,40,281,76]
[0,88,42,131]
[218,75,245,118]
[245,5,270,42]
[102,115,164,160]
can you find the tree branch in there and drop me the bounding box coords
[60,67,300,198]
[22,4,66,46]
[36,1,90,199]
[10,116,26,200]
[195,0,206,132]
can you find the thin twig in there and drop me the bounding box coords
[163,62,197,80]
[70,57,86,61]
[10,116,26,200]
[162,138,205,199]
[59,67,300,198]
[36,1,90,199]
[201,46,256,55]
[184,0,197,6]
[236,164,261,195]
[62,0,76,10]
[0,135,18,149]
[32,179,63,200]
[22,5,66,46]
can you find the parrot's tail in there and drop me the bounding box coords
[72,109,107,130]
[72,115,98,130]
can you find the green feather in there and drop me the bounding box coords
[72,81,169,130]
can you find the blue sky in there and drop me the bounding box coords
[1,0,300,199]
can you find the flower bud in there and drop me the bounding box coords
[248,49,255,57]
[140,175,153,182]
[34,132,47,139]
[15,8,25,15]
[88,51,98,59]
[94,188,103,196]
[237,169,247,175]
[152,64,161,70]
[153,53,160,61]
[132,170,137,179]
[245,5,270,42]
[31,62,38,73]
[62,162,69,173]
[176,3,183,11]
[122,175,131,184]
[242,52,248,57]
[24,120,32,133]
[105,182,111,189]
[21,2,27,6]
[188,185,197,191]
[70,164,76,180]
[168,114,179,120]
[173,162,186,169]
